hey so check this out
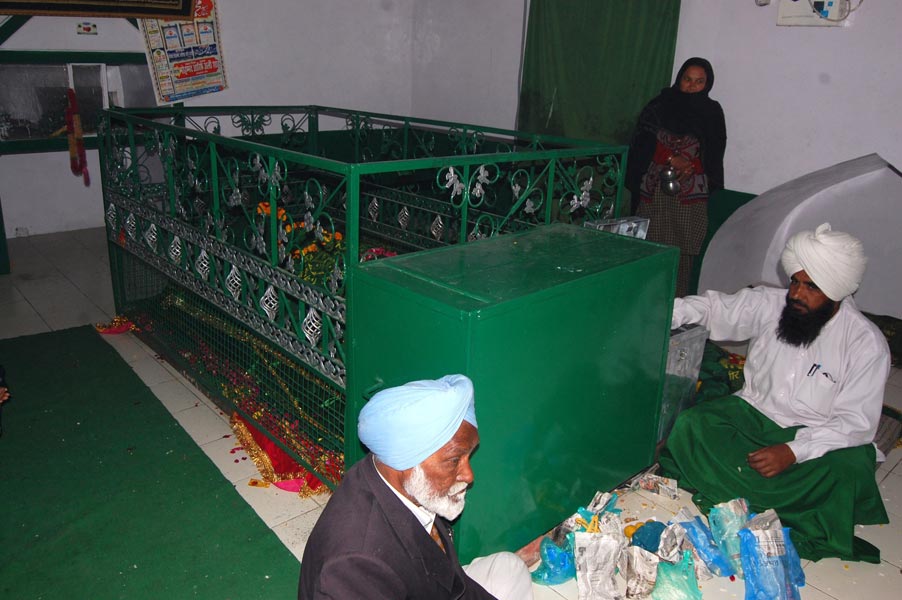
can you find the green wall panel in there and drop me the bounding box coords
[348,223,677,561]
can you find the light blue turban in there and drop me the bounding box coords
[358,374,477,471]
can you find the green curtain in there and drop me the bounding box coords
[517,0,682,145]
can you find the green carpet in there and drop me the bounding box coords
[0,326,301,599]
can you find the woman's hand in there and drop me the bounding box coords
[669,153,694,179]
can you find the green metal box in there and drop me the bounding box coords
[347,223,677,562]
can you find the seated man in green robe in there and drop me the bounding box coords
[660,223,890,562]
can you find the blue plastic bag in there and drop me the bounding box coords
[651,550,703,600]
[679,516,736,578]
[738,526,805,600]
[709,498,749,578]
[530,533,576,585]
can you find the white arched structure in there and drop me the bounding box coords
[698,154,902,319]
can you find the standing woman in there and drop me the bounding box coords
[626,57,727,297]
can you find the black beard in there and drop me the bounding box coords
[776,295,838,347]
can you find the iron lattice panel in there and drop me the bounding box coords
[108,243,345,487]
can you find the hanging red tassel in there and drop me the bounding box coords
[65,89,90,186]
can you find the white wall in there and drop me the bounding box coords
[409,0,526,130]
[188,0,415,112]
[1,0,529,237]
[674,0,902,194]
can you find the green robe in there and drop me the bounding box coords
[659,396,888,563]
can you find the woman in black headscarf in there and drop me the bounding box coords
[626,57,727,297]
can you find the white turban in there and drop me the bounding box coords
[780,222,867,301]
[358,374,477,471]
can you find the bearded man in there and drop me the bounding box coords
[298,374,532,600]
[660,223,890,563]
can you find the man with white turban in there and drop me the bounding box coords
[298,374,533,600]
[660,223,890,563]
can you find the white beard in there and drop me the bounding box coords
[403,464,468,521]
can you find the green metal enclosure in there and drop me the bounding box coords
[348,223,678,562]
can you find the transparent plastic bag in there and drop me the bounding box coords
[678,516,735,578]
[709,498,749,578]
[651,550,702,600]
[531,533,576,585]
[738,526,805,600]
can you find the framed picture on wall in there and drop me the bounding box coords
[0,1,195,19]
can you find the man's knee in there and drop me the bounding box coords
[464,552,533,600]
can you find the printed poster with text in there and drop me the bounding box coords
[140,0,228,105]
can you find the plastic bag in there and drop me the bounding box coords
[678,516,735,578]
[738,526,805,600]
[709,498,749,578]
[531,533,576,585]
[651,550,702,600]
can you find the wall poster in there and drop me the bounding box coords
[139,0,227,105]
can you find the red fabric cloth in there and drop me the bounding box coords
[231,412,326,496]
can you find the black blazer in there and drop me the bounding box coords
[298,454,496,599]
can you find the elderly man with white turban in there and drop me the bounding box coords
[659,223,890,563]
[298,374,533,600]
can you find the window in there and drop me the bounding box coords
[0,62,155,142]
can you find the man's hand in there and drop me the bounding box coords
[747,444,796,478]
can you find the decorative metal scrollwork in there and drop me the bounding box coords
[226,264,243,301]
[106,203,118,230]
[125,213,137,240]
[430,215,445,241]
[168,236,183,265]
[260,285,279,321]
[302,307,323,347]
[231,111,272,137]
[398,205,410,230]
[195,249,210,281]
[143,223,158,252]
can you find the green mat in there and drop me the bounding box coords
[0,326,301,599]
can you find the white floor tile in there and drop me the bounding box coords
[0,296,41,319]
[42,304,111,331]
[201,435,260,484]
[129,354,177,387]
[883,447,902,475]
[0,310,50,339]
[531,581,571,599]
[171,402,232,446]
[855,519,902,569]
[0,280,25,306]
[273,507,324,563]
[696,577,745,600]
[13,275,87,310]
[231,475,325,529]
[883,382,902,413]
[103,333,154,364]
[803,556,902,599]
[877,471,902,519]
[800,585,841,599]
[150,379,207,415]
[533,577,578,599]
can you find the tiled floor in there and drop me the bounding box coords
[2,227,901,599]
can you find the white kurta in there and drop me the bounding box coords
[672,286,890,463]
